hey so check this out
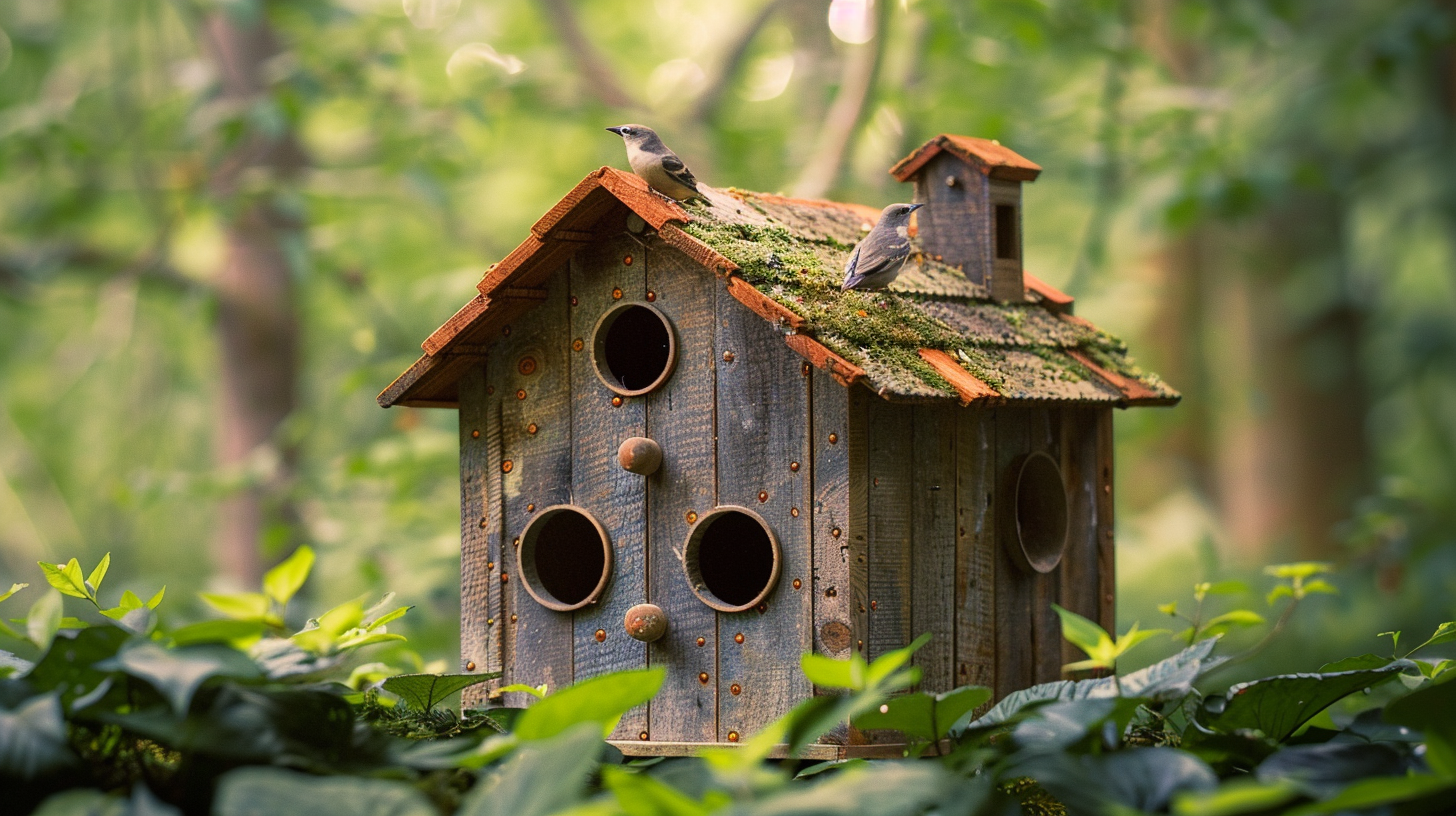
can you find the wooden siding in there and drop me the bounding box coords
[954,407,996,696]
[459,363,498,706]
[910,405,958,693]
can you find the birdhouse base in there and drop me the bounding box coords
[608,740,950,760]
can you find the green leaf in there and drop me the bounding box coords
[0,694,75,780]
[263,546,314,606]
[1385,670,1456,757]
[1301,579,1337,596]
[514,667,665,741]
[1158,602,1178,616]
[100,641,260,714]
[1266,585,1293,606]
[1262,562,1332,580]
[1200,581,1249,597]
[1283,774,1454,815]
[1018,747,1217,814]
[852,685,991,741]
[1200,659,1414,741]
[214,767,437,816]
[383,672,500,712]
[366,606,411,629]
[169,619,267,647]
[865,633,932,687]
[39,559,90,600]
[602,765,713,816]
[0,583,26,604]
[1200,610,1264,637]
[801,652,867,690]
[146,587,165,609]
[57,617,89,630]
[86,553,110,596]
[199,592,272,623]
[291,600,364,654]
[456,723,602,816]
[499,683,548,700]
[1054,604,1112,658]
[27,590,63,650]
[1172,778,1301,816]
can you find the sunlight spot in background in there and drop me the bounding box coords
[828,0,874,45]
[647,58,707,111]
[739,54,795,102]
[0,27,13,75]
[446,43,527,83]
[850,104,904,180]
[403,0,460,30]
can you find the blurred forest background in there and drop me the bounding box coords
[1,0,1453,678]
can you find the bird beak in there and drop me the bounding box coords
[605,126,625,136]
[908,203,925,212]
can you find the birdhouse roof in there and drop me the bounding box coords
[378,167,1177,409]
[889,134,1042,182]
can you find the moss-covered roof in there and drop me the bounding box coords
[678,186,1178,405]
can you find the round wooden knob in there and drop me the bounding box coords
[624,603,667,642]
[617,437,662,475]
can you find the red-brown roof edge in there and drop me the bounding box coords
[890,134,1042,183]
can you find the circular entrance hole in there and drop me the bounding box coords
[1012,452,1069,574]
[683,506,781,612]
[591,302,677,396]
[518,505,613,611]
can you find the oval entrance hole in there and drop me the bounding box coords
[683,506,781,612]
[591,302,677,396]
[1011,451,1069,574]
[518,505,613,611]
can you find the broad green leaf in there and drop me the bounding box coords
[1385,670,1456,757]
[57,617,89,630]
[514,667,664,740]
[1301,579,1337,595]
[1419,621,1456,650]
[262,546,314,606]
[118,590,144,610]
[169,619,267,647]
[1198,581,1248,598]
[1018,747,1217,814]
[100,642,260,713]
[1266,585,1293,606]
[86,553,110,595]
[383,672,501,712]
[852,685,991,741]
[602,765,721,816]
[499,683,548,699]
[199,592,271,623]
[146,587,165,609]
[1262,562,1331,580]
[0,583,26,604]
[24,626,130,707]
[0,694,75,780]
[214,767,436,816]
[1172,778,1301,816]
[1115,623,1170,655]
[27,590,63,650]
[1158,601,1178,616]
[1200,659,1414,741]
[801,652,866,690]
[1055,604,1112,657]
[456,723,602,816]
[866,633,932,687]
[291,600,365,654]
[39,559,89,600]
[1256,742,1410,798]
[1200,610,1264,637]
[365,606,411,629]
[1283,774,1454,815]
[335,631,406,650]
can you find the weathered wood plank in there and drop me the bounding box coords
[866,397,913,663]
[1096,409,1116,634]
[645,242,717,743]
[993,410,1033,700]
[810,368,852,745]
[955,408,996,695]
[714,281,812,743]
[570,235,649,740]
[500,267,575,706]
[1029,408,1064,684]
[911,405,957,693]
[845,386,871,744]
[1059,407,1102,670]
[459,363,497,707]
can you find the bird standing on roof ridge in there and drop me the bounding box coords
[606,124,704,203]
[840,203,924,291]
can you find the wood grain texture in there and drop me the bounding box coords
[500,266,575,707]
[1028,408,1064,684]
[955,408,996,695]
[570,235,649,740]
[865,397,913,663]
[993,409,1033,700]
[714,281,812,742]
[846,387,871,740]
[458,363,496,707]
[810,368,852,745]
[645,242,718,743]
[784,333,866,388]
[1096,409,1116,634]
[914,153,992,288]
[1059,407,1102,669]
[911,405,957,693]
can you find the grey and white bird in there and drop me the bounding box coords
[606,124,703,202]
[840,203,924,291]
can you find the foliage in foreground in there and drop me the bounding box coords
[1,555,1454,816]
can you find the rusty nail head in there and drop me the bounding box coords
[858,640,864,650]
[510,614,517,622]
[486,385,495,395]
[793,578,802,589]
[513,537,520,547]
[790,507,799,517]
[486,561,494,570]
[466,661,476,671]
[757,490,768,503]
[802,362,811,376]
[471,429,480,438]
[873,477,880,486]
[516,389,526,400]
[870,600,878,611]
[730,684,741,696]
[825,587,837,597]
[698,672,709,684]
[570,295,579,306]
[639,731,648,740]
[518,357,537,375]
[723,351,735,362]
[501,460,513,473]
[686,511,698,523]
[831,527,841,538]
[611,396,623,407]
[756,603,766,614]
[728,731,740,742]
[572,338,584,351]
[646,290,656,301]
[623,255,633,266]
[503,325,511,336]
[527,423,539,435]
[478,518,487,528]
[501,573,509,583]
[696,637,706,647]
[612,287,623,300]
[595,629,606,642]
[790,461,800,472]
[734,632,744,644]
[486,617,494,625]
[828,433,838,444]
[526,504,534,512]
[946,174,957,187]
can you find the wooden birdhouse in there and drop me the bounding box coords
[378,134,1178,758]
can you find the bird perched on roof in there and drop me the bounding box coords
[606,124,704,203]
[840,203,924,291]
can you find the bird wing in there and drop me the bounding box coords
[841,228,910,289]
[840,244,864,290]
[659,152,700,191]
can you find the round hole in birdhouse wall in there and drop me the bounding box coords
[518,505,612,611]
[591,302,677,396]
[683,506,781,612]
[1012,452,1069,574]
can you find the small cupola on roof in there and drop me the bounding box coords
[890,135,1042,303]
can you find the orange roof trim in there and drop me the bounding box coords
[890,134,1042,183]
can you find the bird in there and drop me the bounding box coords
[606,124,703,202]
[840,203,924,291]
